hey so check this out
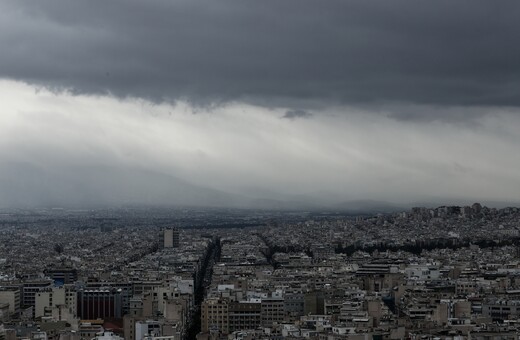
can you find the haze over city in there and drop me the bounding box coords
[1,0,520,209]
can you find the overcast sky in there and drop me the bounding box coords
[1,0,520,208]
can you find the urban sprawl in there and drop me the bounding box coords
[1,204,520,340]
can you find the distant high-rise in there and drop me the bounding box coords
[164,228,180,248]
[172,227,180,247]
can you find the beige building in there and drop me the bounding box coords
[35,286,76,318]
[0,288,20,314]
[0,302,9,322]
[201,298,229,334]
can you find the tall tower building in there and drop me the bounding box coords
[172,227,180,248]
[164,229,173,248]
[164,228,180,248]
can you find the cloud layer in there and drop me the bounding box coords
[1,80,520,208]
[1,0,519,110]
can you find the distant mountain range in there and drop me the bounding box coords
[0,162,518,212]
[0,162,246,208]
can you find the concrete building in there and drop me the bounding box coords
[304,291,324,315]
[284,292,304,319]
[35,286,76,318]
[163,229,180,249]
[77,289,123,320]
[85,282,132,315]
[260,297,284,328]
[0,287,20,314]
[201,298,228,334]
[91,331,124,340]
[0,302,10,322]
[135,320,181,340]
[228,301,261,333]
[22,281,53,309]
[44,268,78,285]
[136,320,161,340]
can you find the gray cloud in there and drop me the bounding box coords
[1,0,520,115]
[1,82,520,208]
[283,109,312,120]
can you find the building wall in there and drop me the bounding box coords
[23,281,53,310]
[77,290,123,320]
[261,298,284,328]
[172,229,180,248]
[284,293,304,317]
[201,299,229,334]
[0,303,10,322]
[44,269,78,285]
[0,289,20,314]
[304,292,324,315]
[34,287,71,318]
[228,302,261,333]
[85,282,132,315]
[453,301,471,318]
[164,229,174,248]
[136,320,161,340]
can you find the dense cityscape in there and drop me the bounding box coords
[1,204,520,339]
[2,2,520,340]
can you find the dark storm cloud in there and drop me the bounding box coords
[283,109,312,120]
[1,0,520,111]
